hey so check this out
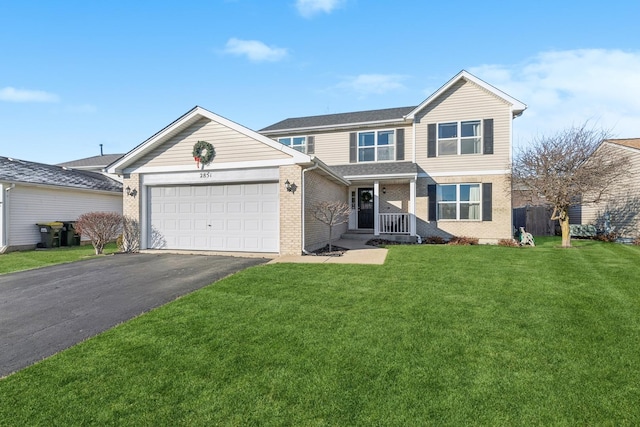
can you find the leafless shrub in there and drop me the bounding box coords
[448,236,479,246]
[119,216,140,253]
[498,238,520,247]
[75,211,123,255]
[423,235,446,244]
[632,237,640,246]
[312,201,351,252]
[593,232,618,243]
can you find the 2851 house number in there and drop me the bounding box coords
[199,172,212,179]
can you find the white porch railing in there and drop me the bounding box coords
[379,213,410,234]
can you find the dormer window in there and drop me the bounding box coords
[358,130,395,162]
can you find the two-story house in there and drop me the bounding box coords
[107,70,526,255]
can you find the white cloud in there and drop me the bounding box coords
[0,87,60,103]
[336,74,407,95]
[469,49,640,147]
[295,0,343,18]
[223,38,288,62]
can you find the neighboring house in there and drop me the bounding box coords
[572,138,640,239]
[58,153,125,173]
[0,156,123,252]
[107,70,526,255]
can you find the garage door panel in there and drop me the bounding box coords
[149,183,278,252]
[227,186,242,196]
[245,201,259,213]
[245,219,259,232]
[227,202,242,213]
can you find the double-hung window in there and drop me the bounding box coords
[437,184,481,220]
[358,130,395,162]
[279,136,306,153]
[438,120,482,155]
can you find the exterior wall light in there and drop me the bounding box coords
[284,179,297,194]
[125,186,138,197]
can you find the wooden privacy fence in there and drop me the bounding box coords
[513,205,556,236]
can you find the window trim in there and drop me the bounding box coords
[357,129,396,163]
[278,136,307,153]
[436,120,483,156]
[436,183,482,221]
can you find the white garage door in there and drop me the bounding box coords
[149,183,279,252]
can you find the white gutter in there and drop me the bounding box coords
[300,163,320,255]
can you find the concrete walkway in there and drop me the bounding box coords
[269,239,387,265]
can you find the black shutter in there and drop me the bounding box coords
[396,128,405,161]
[482,183,492,221]
[483,119,493,155]
[428,184,437,221]
[307,136,315,154]
[349,132,357,163]
[427,124,436,158]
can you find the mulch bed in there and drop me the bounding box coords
[366,239,413,247]
[307,244,349,257]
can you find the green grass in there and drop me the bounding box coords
[1,237,639,425]
[0,243,118,274]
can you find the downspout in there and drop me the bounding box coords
[301,162,319,255]
[0,184,15,253]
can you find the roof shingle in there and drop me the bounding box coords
[260,106,416,133]
[1,156,122,192]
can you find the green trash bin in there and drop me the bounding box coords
[36,222,63,248]
[61,221,81,246]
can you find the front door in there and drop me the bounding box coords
[358,188,374,229]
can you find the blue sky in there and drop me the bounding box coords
[1,0,639,165]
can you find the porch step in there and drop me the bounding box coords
[340,232,375,241]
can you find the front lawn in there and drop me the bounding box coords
[1,238,639,425]
[0,243,118,274]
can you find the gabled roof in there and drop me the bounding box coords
[58,154,124,170]
[605,138,640,151]
[0,156,122,192]
[259,70,527,135]
[107,106,311,174]
[405,70,527,120]
[259,106,416,134]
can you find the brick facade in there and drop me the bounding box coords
[279,165,303,255]
[303,169,349,252]
[122,173,141,222]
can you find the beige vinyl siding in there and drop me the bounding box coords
[579,144,640,237]
[7,185,122,247]
[415,174,512,242]
[131,118,290,169]
[415,79,513,173]
[268,124,413,166]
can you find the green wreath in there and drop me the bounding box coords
[361,191,372,203]
[192,141,215,168]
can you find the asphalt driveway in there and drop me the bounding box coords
[0,253,268,378]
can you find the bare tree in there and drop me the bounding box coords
[312,201,351,252]
[75,212,123,255]
[512,123,630,247]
